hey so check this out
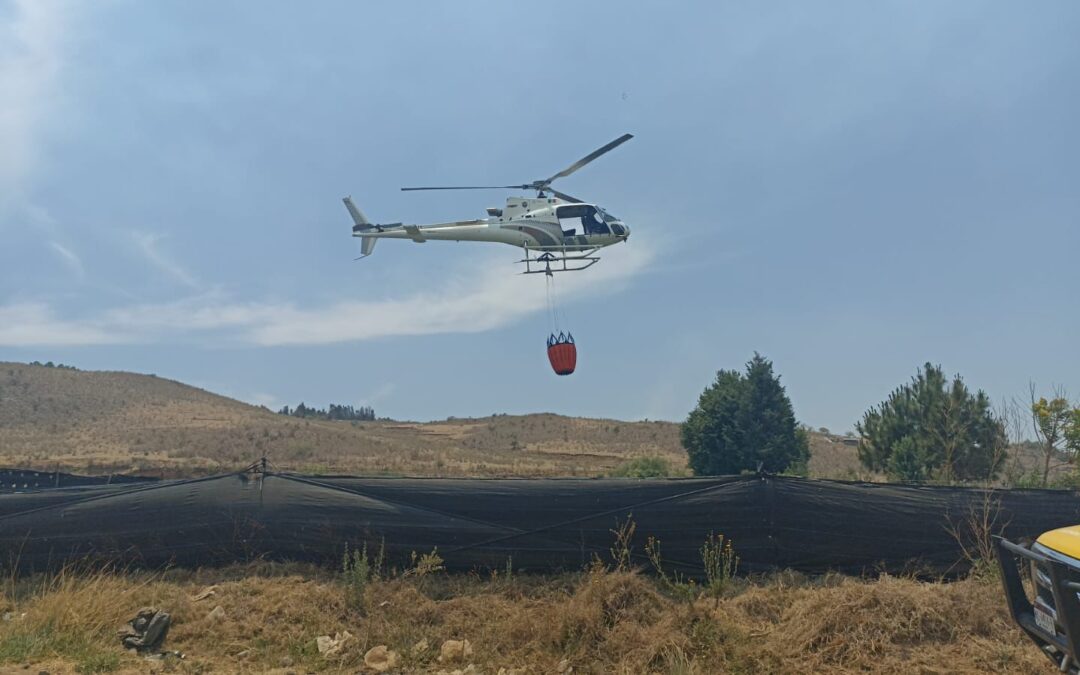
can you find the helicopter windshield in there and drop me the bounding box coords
[596,206,620,223]
[596,206,626,236]
[556,204,610,236]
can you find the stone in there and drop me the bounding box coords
[316,631,353,657]
[364,645,400,672]
[438,639,473,662]
[192,586,217,602]
[207,605,226,622]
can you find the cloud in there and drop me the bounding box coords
[0,1,69,215]
[0,302,125,347]
[0,239,654,347]
[246,242,652,345]
[48,241,84,279]
[132,231,201,289]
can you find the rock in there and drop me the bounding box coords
[364,645,400,672]
[438,639,473,662]
[557,658,573,673]
[315,631,353,657]
[207,605,226,622]
[411,638,430,656]
[120,608,171,653]
[191,586,217,602]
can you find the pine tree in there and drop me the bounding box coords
[857,363,1006,483]
[681,354,809,475]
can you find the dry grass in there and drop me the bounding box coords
[3,362,1055,484]
[0,363,687,479]
[0,563,1046,674]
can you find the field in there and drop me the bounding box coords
[0,558,1049,674]
[0,362,1057,673]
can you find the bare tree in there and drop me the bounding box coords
[996,397,1026,485]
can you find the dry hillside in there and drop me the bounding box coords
[0,363,690,478]
[2,362,1053,483]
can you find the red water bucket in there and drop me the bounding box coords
[547,332,577,376]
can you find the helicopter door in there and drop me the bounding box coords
[556,204,610,236]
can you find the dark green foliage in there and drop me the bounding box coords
[856,363,1006,483]
[278,402,375,421]
[611,456,672,478]
[27,361,78,370]
[681,354,809,475]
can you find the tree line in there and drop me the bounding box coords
[27,361,78,370]
[277,402,376,421]
[682,355,1080,487]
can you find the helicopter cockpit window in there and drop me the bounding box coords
[596,206,618,223]
[597,206,626,236]
[556,204,610,236]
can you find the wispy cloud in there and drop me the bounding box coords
[0,241,654,347]
[0,1,69,216]
[132,231,201,289]
[48,241,84,279]
[0,302,124,347]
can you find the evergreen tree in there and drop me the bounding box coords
[681,354,809,475]
[857,363,1006,483]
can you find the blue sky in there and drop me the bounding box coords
[2,0,1078,432]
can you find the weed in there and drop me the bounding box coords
[644,536,696,603]
[701,532,738,605]
[342,541,374,610]
[406,548,445,577]
[609,514,636,572]
[945,490,1009,579]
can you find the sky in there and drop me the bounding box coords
[1,1,1078,432]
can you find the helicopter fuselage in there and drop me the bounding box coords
[350,196,629,252]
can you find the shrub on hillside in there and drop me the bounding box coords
[856,363,1006,483]
[681,354,809,476]
[611,456,673,478]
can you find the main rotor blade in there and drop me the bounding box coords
[541,133,633,186]
[401,185,528,191]
[550,189,585,203]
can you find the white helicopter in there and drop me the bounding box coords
[343,134,633,274]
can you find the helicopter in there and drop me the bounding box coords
[343,133,633,274]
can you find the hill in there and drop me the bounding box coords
[6,362,1055,483]
[0,362,691,477]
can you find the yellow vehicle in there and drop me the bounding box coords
[996,528,1080,673]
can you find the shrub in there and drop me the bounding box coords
[611,456,672,478]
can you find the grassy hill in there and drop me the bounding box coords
[4,361,1054,483]
[0,362,692,477]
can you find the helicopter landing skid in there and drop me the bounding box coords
[519,246,601,275]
